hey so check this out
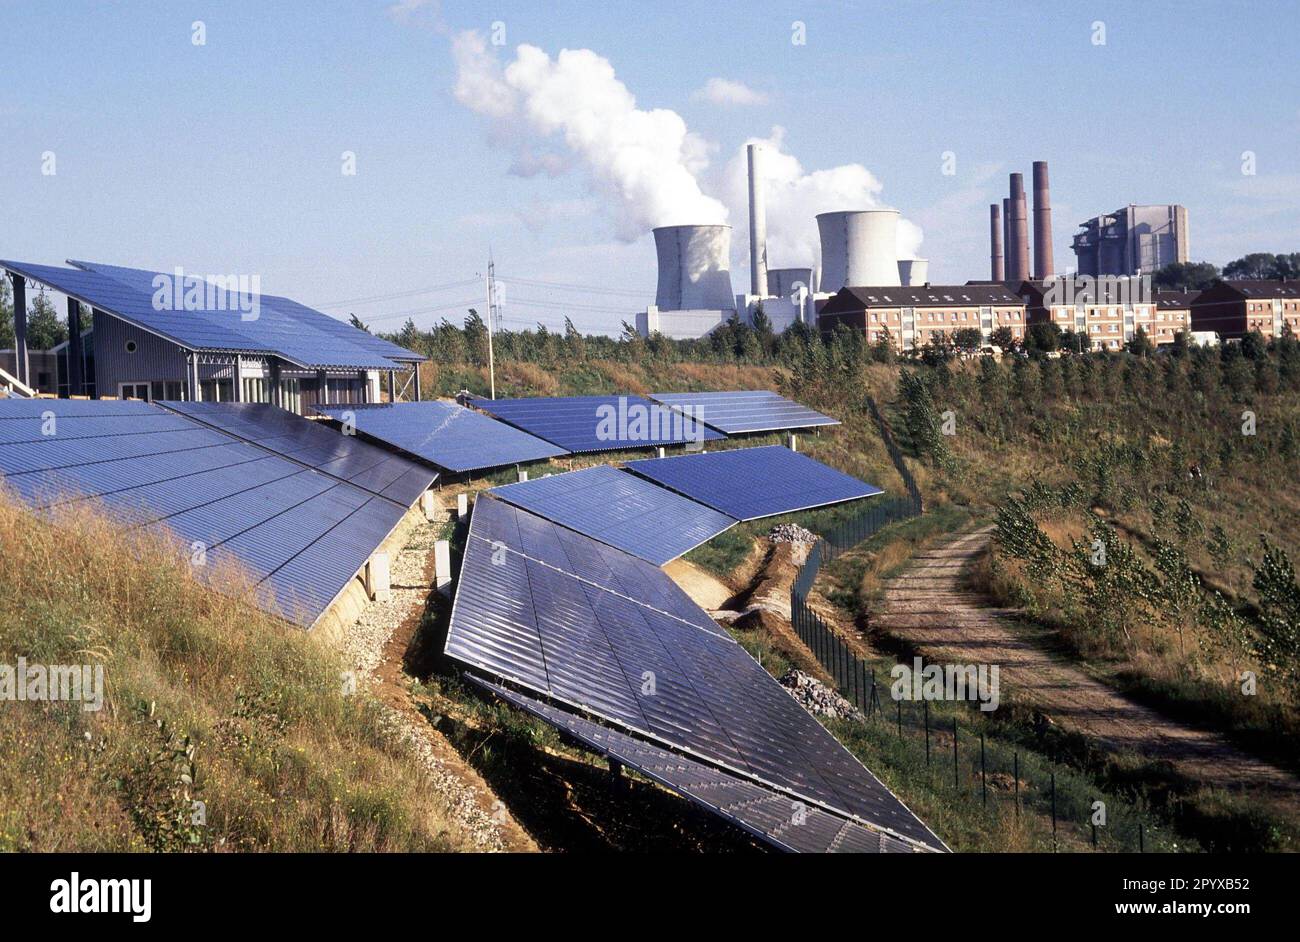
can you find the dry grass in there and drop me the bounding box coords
[0,491,479,852]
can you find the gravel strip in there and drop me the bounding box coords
[342,514,507,852]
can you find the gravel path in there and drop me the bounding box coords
[341,516,509,852]
[874,526,1300,809]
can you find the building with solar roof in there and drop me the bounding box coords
[1,259,425,412]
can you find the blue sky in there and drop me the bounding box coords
[1,0,1297,335]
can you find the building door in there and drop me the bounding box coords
[118,382,151,401]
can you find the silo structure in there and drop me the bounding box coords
[768,267,815,299]
[897,258,929,286]
[816,209,901,290]
[652,225,736,311]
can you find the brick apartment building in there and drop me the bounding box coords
[1018,279,1161,350]
[1190,280,1300,340]
[818,284,1028,352]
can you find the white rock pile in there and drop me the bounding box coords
[768,523,818,544]
[779,669,864,722]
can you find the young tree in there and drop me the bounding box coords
[1153,260,1221,290]
[0,277,12,348]
[1024,321,1062,353]
[953,327,983,356]
[1126,325,1155,358]
[25,291,68,350]
[348,313,371,333]
[988,325,1016,352]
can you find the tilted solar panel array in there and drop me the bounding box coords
[487,465,736,565]
[1,259,418,370]
[649,390,840,434]
[161,401,435,505]
[471,394,725,454]
[470,677,927,853]
[626,445,883,521]
[73,260,423,368]
[0,399,416,628]
[446,497,942,849]
[315,400,566,473]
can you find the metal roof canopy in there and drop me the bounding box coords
[648,390,840,434]
[0,258,421,370]
[470,394,726,454]
[625,445,883,521]
[159,401,436,505]
[487,465,736,565]
[445,497,942,848]
[0,398,416,628]
[470,677,937,853]
[316,400,566,473]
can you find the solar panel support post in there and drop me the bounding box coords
[270,361,282,409]
[232,356,244,401]
[387,370,395,403]
[434,539,452,596]
[10,273,28,387]
[413,364,421,402]
[364,552,391,602]
[65,297,83,396]
[317,369,328,405]
[188,353,201,402]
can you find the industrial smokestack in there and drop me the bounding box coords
[990,203,1004,281]
[652,225,736,311]
[897,258,929,286]
[1002,198,1011,280]
[767,267,814,299]
[747,143,768,297]
[1009,173,1030,282]
[1032,160,1054,280]
[816,209,901,290]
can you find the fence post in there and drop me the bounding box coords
[924,701,931,766]
[1051,772,1057,851]
[980,733,987,808]
[953,717,959,789]
[1014,752,1020,819]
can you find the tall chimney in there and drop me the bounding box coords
[1032,160,1054,280]
[1010,172,1030,282]
[1002,198,1011,281]
[989,203,1004,281]
[747,143,768,297]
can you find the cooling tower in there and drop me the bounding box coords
[747,144,768,297]
[768,267,815,299]
[1032,160,1054,280]
[816,209,901,290]
[897,258,929,286]
[1010,173,1030,282]
[653,225,736,311]
[990,203,1004,281]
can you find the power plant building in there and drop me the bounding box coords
[1071,205,1189,277]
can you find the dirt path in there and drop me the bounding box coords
[874,526,1300,808]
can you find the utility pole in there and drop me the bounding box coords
[485,250,498,400]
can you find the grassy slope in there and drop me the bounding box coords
[0,494,479,852]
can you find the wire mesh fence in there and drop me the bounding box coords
[786,398,1167,851]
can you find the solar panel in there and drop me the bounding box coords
[0,399,412,628]
[160,401,436,505]
[487,466,736,565]
[2,259,416,371]
[649,390,840,434]
[315,400,566,473]
[470,677,930,853]
[471,394,725,454]
[446,497,942,849]
[625,445,883,521]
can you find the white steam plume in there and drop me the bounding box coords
[722,127,924,274]
[452,31,728,240]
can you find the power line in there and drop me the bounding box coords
[362,297,483,324]
[313,277,481,309]
[495,273,653,299]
